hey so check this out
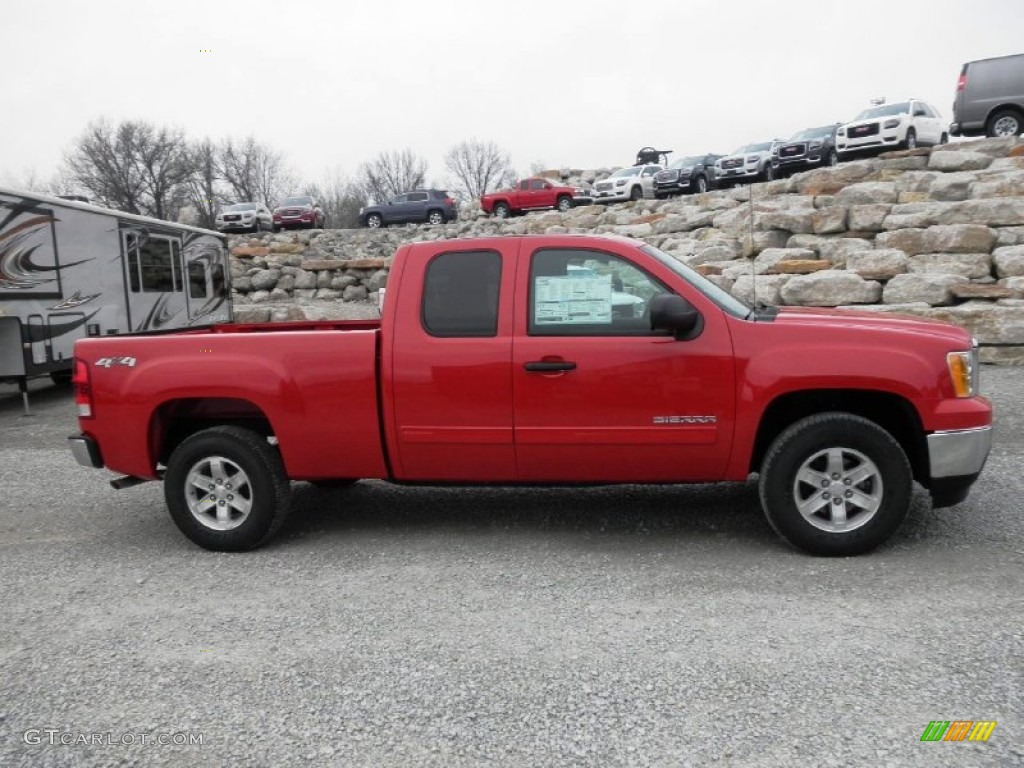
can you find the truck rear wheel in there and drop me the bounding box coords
[164,426,292,552]
[758,412,912,556]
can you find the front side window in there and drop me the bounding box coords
[529,248,669,336]
[422,250,502,337]
[519,181,530,191]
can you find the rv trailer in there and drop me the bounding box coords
[0,187,231,410]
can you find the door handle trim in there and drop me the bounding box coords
[524,361,577,372]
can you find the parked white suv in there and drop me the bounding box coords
[714,141,780,185]
[837,99,948,156]
[592,164,663,203]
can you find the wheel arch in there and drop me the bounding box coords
[150,397,276,468]
[986,103,1024,128]
[748,389,928,486]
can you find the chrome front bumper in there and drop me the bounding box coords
[927,426,992,479]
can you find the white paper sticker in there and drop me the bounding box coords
[534,274,612,324]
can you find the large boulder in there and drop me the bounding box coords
[993,245,1024,277]
[249,269,280,291]
[834,182,899,206]
[882,273,968,305]
[845,249,909,279]
[731,274,792,305]
[907,253,992,279]
[928,151,993,172]
[780,272,882,306]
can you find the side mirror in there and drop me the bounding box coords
[650,294,702,340]
[544,183,552,189]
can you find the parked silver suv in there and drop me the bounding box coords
[592,164,664,203]
[714,141,780,185]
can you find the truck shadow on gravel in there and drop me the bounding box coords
[280,479,935,553]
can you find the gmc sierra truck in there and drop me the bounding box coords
[69,235,992,556]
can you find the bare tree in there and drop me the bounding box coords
[183,138,224,230]
[63,119,192,220]
[444,139,516,201]
[356,149,428,205]
[305,169,367,229]
[220,136,296,208]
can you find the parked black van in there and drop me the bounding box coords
[950,53,1024,138]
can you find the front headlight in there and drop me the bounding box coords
[808,140,823,150]
[746,155,758,164]
[947,348,978,398]
[838,128,846,136]
[883,118,902,129]
[615,179,627,186]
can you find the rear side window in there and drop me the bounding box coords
[408,192,428,202]
[422,250,501,337]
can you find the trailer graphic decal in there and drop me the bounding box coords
[137,294,180,331]
[49,290,102,310]
[0,201,91,295]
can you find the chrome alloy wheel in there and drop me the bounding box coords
[792,447,883,533]
[185,456,253,531]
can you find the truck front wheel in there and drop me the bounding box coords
[758,412,912,556]
[164,426,292,552]
[493,202,511,218]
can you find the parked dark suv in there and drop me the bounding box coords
[653,154,722,197]
[772,124,841,175]
[360,189,459,228]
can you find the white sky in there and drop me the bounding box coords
[2,0,1022,190]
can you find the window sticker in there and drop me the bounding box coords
[534,273,612,325]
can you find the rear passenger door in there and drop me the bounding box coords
[406,191,429,222]
[387,243,518,481]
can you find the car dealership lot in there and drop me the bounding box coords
[0,374,1021,767]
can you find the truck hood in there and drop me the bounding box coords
[773,306,972,347]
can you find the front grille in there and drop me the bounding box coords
[596,181,613,192]
[655,170,678,183]
[282,208,306,216]
[720,158,743,169]
[779,143,806,158]
[224,214,240,221]
[848,122,880,138]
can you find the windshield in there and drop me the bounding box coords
[280,196,312,207]
[735,142,773,154]
[640,244,752,319]
[224,203,257,212]
[670,156,705,168]
[854,102,910,120]
[610,167,641,178]
[790,126,835,140]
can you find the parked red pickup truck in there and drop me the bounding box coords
[480,178,578,217]
[69,235,992,556]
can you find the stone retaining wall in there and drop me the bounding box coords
[229,136,1024,363]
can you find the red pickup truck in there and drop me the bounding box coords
[480,178,578,217]
[69,235,992,556]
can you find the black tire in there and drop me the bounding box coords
[629,185,643,201]
[272,225,280,233]
[939,132,949,145]
[253,218,262,233]
[825,150,839,167]
[309,479,358,489]
[427,209,444,225]
[762,163,774,182]
[758,412,912,556]
[493,202,511,218]
[365,213,383,229]
[50,370,73,387]
[905,128,917,150]
[986,108,1022,138]
[556,195,573,213]
[164,426,292,552]
[693,175,708,194]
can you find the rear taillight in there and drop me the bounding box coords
[957,73,966,92]
[73,358,94,418]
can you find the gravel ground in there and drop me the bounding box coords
[0,370,1021,767]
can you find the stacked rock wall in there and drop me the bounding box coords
[229,136,1024,363]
